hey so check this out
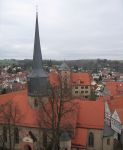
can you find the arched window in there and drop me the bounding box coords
[3,126,7,142]
[88,132,94,147]
[14,127,19,143]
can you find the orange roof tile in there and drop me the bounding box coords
[0,91,78,129]
[71,72,91,85]
[116,109,123,123]
[72,128,87,148]
[105,82,123,96]
[77,100,104,129]
[48,72,59,87]
[107,96,123,112]
[0,90,38,128]
[0,91,104,131]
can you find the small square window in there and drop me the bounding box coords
[75,86,78,89]
[107,139,110,145]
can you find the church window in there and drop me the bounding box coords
[118,133,121,141]
[3,126,7,142]
[88,132,94,147]
[14,127,19,143]
[107,138,110,145]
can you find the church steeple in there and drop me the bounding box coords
[27,11,48,98]
[31,11,47,77]
[33,12,42,71]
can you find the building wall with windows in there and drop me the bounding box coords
[0,125,42,150]
[72,85,91,98]
[103,136,114,150]
[0,124,75,150]
[87,129,103,150]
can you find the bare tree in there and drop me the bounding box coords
[38,75,78,150]
[0,100,22,150]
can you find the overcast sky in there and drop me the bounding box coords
[0,0,123,60]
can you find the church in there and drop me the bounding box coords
[0,12,114,150]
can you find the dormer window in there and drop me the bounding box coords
[80,81,84,84]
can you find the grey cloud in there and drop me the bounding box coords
[0,0,123,60]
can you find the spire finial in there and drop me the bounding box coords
[36,4,38,16]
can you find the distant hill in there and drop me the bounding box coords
[0,59,18,66]
[0,59,123,73]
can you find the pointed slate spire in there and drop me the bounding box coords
[27,11,48,97]
[33,11,42,70]
[31,11,47,77]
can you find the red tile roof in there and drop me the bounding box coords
[0,90,38,128]
[107,96,123,112]
[0,92,104,129]
[71,72,91,85]
[38,99,79,129]
[77,100,104,129]
[48,72,92,87]
[72,128,87,148]
[105,82,123,96]
[0,91,104,148]
[116,109,123,123]
[0,91,78,129]
[48,72,59,87]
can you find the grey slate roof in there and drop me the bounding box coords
[103,123,114,137]
[30,12,47,78]
[27,12,48,97]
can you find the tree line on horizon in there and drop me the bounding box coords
[0,59,123,73]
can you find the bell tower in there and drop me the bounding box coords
[27,11,48,108]
[60,62,71,98]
